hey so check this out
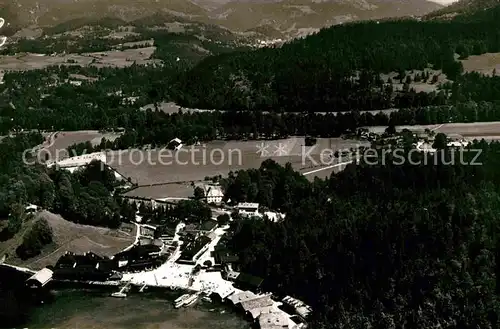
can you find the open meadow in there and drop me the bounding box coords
[0,211,136,270]
[460,52,500,76]
[365,121,500,140]
[106,137,368,187]
[0,46,159,71]
[123,183,195,200]
[41,130,122,160]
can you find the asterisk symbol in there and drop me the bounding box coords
[256,142,270,157]
[273,142,289,156]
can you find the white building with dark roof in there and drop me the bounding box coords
[204,184,224,204]
[237,203,260,217]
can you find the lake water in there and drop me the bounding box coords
[25,289,251,329]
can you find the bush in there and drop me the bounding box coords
[16,218,53,260]
[217,214,230,226]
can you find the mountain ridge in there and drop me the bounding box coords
[3,0,445,38]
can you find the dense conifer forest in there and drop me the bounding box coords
[222,144,500,328]
[172,6,500,112]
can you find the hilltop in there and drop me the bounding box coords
[170,3,500,111]
[425,0,500,19]
[4,0,445,38]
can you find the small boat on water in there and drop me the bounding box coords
[183,293,200,307]
[202,296,212,303]
[174,294,191,308]
[111,291,127,298]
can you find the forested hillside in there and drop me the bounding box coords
[172,5,500,112]
[222,144,500,328]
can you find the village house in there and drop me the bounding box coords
[204,184,224,204]
[237,202,260,217]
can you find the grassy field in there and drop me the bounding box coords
[0,46,158,71]
[124,183,195,199]
[461,52,500,76]
[106,137,367,186]
[0,211,135,270]
[41,130,122,160]
[366,122,500,139]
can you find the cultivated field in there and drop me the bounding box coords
[461,52,500,76]
[124,183,195,199]
[0,46,159,71]
[365,121,500,140]
[106,137,368,187]
[0,211,136,270]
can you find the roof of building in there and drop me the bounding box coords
[227,290,257,305]
[237,202,259,209]
[216,251,240,265]
[25,204,38,210]
[114,245,160,260]
[248,305,282,320]
[227,270,240,280]
[240,295,274,312]
[27,268,53,286]
[213,286,236,300]
[205,185,224,198]
[258,311,289,328]
[295,306,311,319]
[282,296,312,318]
[235,272,264,290]
[95,260,117,272]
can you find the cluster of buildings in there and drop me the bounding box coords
[236,202,286,222]
[177,220,219,265]
[205,269,309,329]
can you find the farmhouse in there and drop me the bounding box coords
[237,202,260,217]
[203,184,224,204]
